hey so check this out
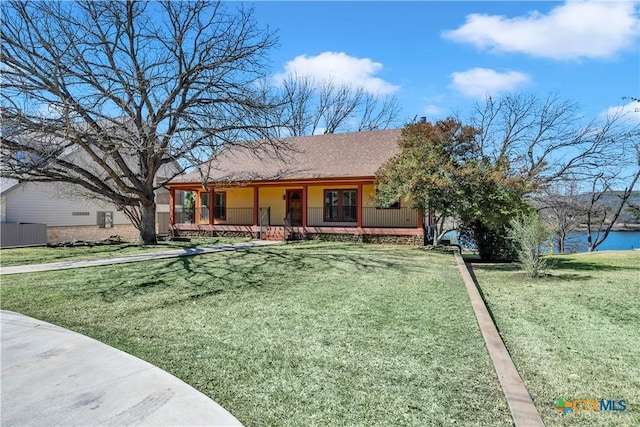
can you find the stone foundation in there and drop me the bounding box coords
[171,224,425,246]
[171,229,258,239]
[306,233,424,246]
[47,224,140,244]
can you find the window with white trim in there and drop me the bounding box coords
[97,211,114,228]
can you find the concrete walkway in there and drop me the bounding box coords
[0,240,282,275]
[454,252,545,427]
[1,310,242,426]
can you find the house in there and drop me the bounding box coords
[1,137,176,246]
[1,179,137,244]
[0,177,173,245]
[167,129,425,244]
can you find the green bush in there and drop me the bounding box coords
[508,213,553,277]
[459,221,518,261]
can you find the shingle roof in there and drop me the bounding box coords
[172,128,402,184]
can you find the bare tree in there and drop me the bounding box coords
[277,74,400,136]
[535,181,583,253]
[469,93,637,184]
[421,93,640,254]
[583,153,640,251]
[1,0,282,244]
[530,98,640,252]
[358,94,401,132]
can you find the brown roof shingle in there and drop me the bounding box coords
[172,128,402,184]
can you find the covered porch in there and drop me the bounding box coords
[167,179,424,240]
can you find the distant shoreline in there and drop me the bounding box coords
[575,224,640,232]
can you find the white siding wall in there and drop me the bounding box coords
[4,182,131,226]
[0,195,7,223]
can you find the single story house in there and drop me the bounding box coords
[167,129,425,244]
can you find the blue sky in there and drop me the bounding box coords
[248,1,639,125]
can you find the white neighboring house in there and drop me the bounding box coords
[1,120,179,246]
[0,174,173,245]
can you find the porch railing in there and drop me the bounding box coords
[362,207,419,228]
[218,208,253,225]
[200,206,210,222]
[174,209,195,224]
[307,207,356,227]
[259,207,270,238]
[283,212,293,240]
[175,207,253,225]
[307,207,419,228]
[174,206,419,228]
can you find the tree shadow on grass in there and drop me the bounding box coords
[468,259,593,282]
[549,257,638,272]
[466,262,519,273]
[94,242,420,309]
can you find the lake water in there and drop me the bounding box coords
[559,230,640,253]
[442,230,640,253]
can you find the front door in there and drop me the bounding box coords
[287,190,302,226]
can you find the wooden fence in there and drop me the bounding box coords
[0,223,48,248]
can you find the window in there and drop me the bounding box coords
[97,211,113,228]
[214,192,226,219]
[200,193,210,221]
[324,189,357,222]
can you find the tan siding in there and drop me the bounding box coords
[362,184,377,207]
[258,187,287,226]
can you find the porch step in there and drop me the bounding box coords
[261,228,305,241]
[262,228,285,241]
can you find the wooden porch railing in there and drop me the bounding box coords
[173,206,420,229]
[307,207,419,228]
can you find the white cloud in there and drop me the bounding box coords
[443,1,639,60]
[273,51,399,95]
[602,100,640,123]
[450,68,531,98]
[423,105,442,116]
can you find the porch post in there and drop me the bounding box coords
[253,186,259,226]
[194,190,201,223]
[357,183,363,228]
[302,185,308,227]
[209,187,214,226]
[169,188,175,225]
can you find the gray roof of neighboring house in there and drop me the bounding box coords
[171,128,402,184]
[0,177,20,196]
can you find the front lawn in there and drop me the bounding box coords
[469,251,640,427]
[0,237,252,266]
[1,242,511,426]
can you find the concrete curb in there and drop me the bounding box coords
[0,240,282,275]
[1,310,243,426]
[454,252,545,427]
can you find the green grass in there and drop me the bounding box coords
[1,242,511,426]
[0,237,252,266]
[468,251,640,427]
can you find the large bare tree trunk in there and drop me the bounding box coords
[139,202,157,245]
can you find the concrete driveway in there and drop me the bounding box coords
[1,310,242,426]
